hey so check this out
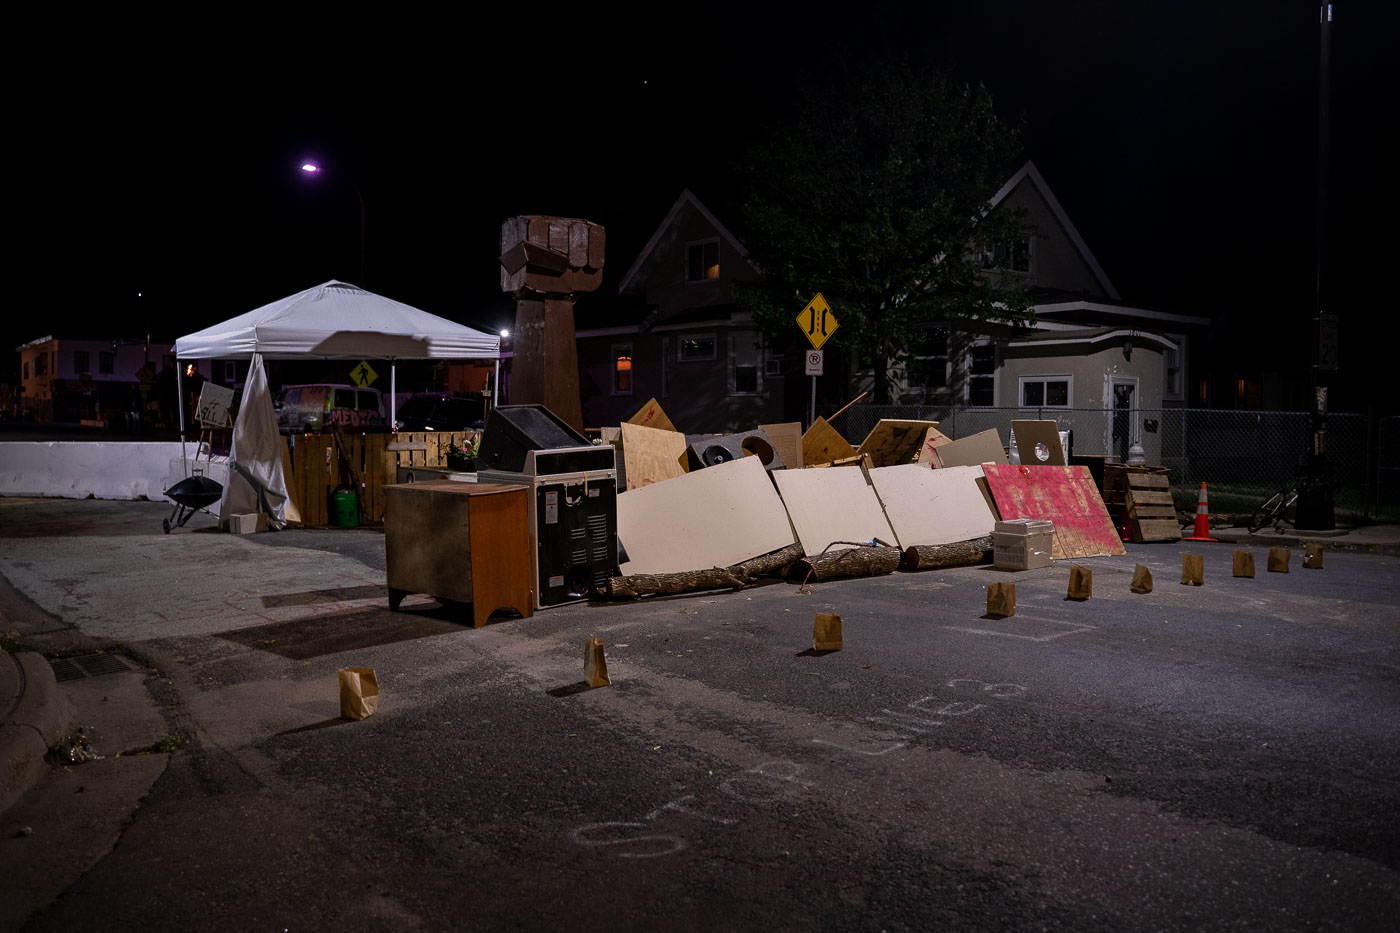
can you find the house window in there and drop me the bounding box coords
[223,361,236,383]
[967,342,996,406]
[1019,375,1072,408]
[99,352,114,374]
[765,356,783,377]
[908,327,950,390]
[74,351,90,374]
[679,334,716,361]
[728,332,762,396]
[23,361,29,379]
[661,338,671,398]
[983,237,1031,274]
[1162,332,1186,402]
[612,344,633,395]
[686,240,720,282]
[35,353,47,376]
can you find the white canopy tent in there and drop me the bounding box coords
[172,280,502,529]
[174,279,503,429]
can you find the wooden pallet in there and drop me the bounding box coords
[1104,465,1181,542]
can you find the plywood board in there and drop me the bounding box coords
[801,416,856,467]
[982,464,1126,559]
[930,428,1007,469]
[1011,420,1067,466]
[619,421,688,490]
[760,422,803,472]
[617,455,795,576]
[868,464,996,549]
[914,426,955,465]
[772,466,896,557]
[856,419,940,467]
[626,397,678,433]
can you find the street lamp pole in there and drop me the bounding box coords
[300,161,366,287]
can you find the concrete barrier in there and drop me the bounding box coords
[0,442,186,500]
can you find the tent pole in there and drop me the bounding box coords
[390,363,397,432]
[493,360,500,409]
[177,365,187,474]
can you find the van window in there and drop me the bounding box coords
[281,388,301,407]
[356,390,380,412]
[334,388,356,410]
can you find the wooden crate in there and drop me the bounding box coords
[1105,465,1181,543]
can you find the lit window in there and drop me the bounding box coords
[687,240,719,282]
[613,344,633,395]
[1019,376,1072,408]
[679,334,716,361]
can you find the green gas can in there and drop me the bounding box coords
[329,488,359,528]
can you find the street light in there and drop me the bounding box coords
[299,160,366,287]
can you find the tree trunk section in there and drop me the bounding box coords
[791,546,902,582]
[900,536,994,571]
[604,543,804,600]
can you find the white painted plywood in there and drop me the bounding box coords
[772,467,896,557]
[617,455,795,576]
[868,464,996,548]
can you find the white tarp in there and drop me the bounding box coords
[220,354,299,529]
[174,280,500,360]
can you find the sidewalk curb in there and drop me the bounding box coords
[1210,527,1400,555]
[0,652,71,814]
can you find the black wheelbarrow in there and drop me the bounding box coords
[162,474,223,533]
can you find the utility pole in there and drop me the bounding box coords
[1296,3,1337,529]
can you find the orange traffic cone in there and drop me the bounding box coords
[1183,481,1219,542]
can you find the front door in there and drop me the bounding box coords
[1110,377,1138,462]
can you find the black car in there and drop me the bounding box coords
[395,393,486,431]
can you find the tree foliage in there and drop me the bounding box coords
[737,61,1033,403]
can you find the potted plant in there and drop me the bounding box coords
[445,435,481,472]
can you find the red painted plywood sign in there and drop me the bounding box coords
[983,465,1126,560]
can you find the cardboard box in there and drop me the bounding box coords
[993,518,1054,571]
[229,512,259,534]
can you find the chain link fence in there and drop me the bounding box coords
[1379,416,1400,521]
[831,405,1379,519]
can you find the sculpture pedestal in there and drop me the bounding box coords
[511,298,584,434]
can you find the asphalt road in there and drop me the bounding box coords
[1,497,1397,931]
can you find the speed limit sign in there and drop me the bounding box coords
[805,350,824,376]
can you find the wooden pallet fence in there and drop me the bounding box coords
[281,432,481,526]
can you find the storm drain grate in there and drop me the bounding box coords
[50,654,134,683]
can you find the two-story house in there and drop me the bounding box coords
[574,163,1207,462]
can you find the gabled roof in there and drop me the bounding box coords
[617,189,755,295]
[990,161,1121,301]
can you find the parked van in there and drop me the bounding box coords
[274,384,386,433]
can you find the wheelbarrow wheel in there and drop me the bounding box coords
[162,518,171,534]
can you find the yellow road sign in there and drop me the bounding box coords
[349,360,378,387]
[796,293,839,349]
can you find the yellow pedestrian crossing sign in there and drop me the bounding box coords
[796,293,839,350]
[349,360,378,387]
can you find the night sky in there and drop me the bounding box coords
[14,1,1392,407]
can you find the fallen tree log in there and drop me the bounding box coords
[606,567,747,600]
[900,536,994,571]
[604,543,805,600]
[790,546,902,582]
[733,543,805,579]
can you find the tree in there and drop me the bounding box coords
[737,61,1033,404]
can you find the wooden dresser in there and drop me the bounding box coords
[383,480,533,627]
